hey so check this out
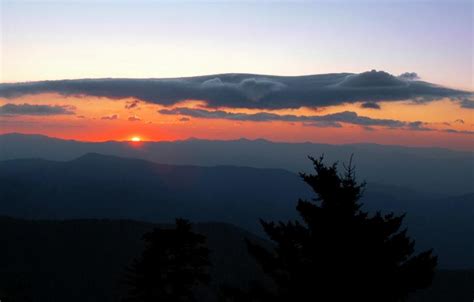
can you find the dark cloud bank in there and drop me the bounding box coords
[0,70,471,110]
[159,107,409,129]
[0,103,75,116]
[159,107,473,134]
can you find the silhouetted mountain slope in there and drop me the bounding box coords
[1,133,472,195]
[0,217,268,302]
[362,190,474,269]
[408,269,474,302]
[0,217,472,302]
[0,153,473,269]
[0,153,310,229]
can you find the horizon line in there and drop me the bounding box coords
[1,132,472,153]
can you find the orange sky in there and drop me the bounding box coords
[0,94,473,150]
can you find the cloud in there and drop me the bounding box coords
[0,70,471,110]
[454,119,465,124]
[179,117,190,122]
[405,121,473,135]
[315,111,407,127]
[125,99,140,109]
[303,121,343,128]
[442,128,474,135]
[101,114,119,120]
[0,103,75,116]
[128,115,141,122]
[160,107,473,135]
[398,72,420,81]
[360,102,381,109]
[407,121,432,131]
[459,98,474,109]
[159,107,410,128]
[201,76,286,102]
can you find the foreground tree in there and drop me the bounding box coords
[245,156,437,302]
[125,219,210,302]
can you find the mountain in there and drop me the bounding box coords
[362,191,474,269]
[0,153,472,269]
[0,217,472,302]
[0,153,310,230]
[0,217,268,302]
[1,133,473,195]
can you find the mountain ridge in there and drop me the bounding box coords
[1,133,472,195]
[0,153,472,269]
[1,132,471,154]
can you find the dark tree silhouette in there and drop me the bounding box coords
[244,156,437,302]
[125,219,210,302]
[0,273,32,302]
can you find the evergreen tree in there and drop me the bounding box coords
[245,156,437,302]
[125,219,210,302]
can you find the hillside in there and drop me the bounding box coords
[0,217,472,302]
[0,153,473,269]
[0,153,309,230]
[0,217,269,302]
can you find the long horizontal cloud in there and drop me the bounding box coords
[159,107,474,134]
[0,70,471,110]
[406,121,474,134]
[0,103,75,116]
[443,128,474,135]
[159,107,410,128]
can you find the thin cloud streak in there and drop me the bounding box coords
[158,107,474,135]
[0,103,75,116]
[159,107,407,128]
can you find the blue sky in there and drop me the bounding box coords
[1,0,472,89]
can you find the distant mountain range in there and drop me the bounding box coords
[0,152,472,269]
[1,133,472,195]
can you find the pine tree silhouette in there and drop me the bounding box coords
[244,156,437,302]
[125,219,210,302]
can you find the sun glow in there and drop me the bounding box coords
[131,136,141,142]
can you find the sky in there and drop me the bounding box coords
[0,0,473,150]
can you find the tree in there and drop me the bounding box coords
[125,219,210,302]
[245,156,437,302]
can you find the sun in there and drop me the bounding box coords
[131,136,141,142]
